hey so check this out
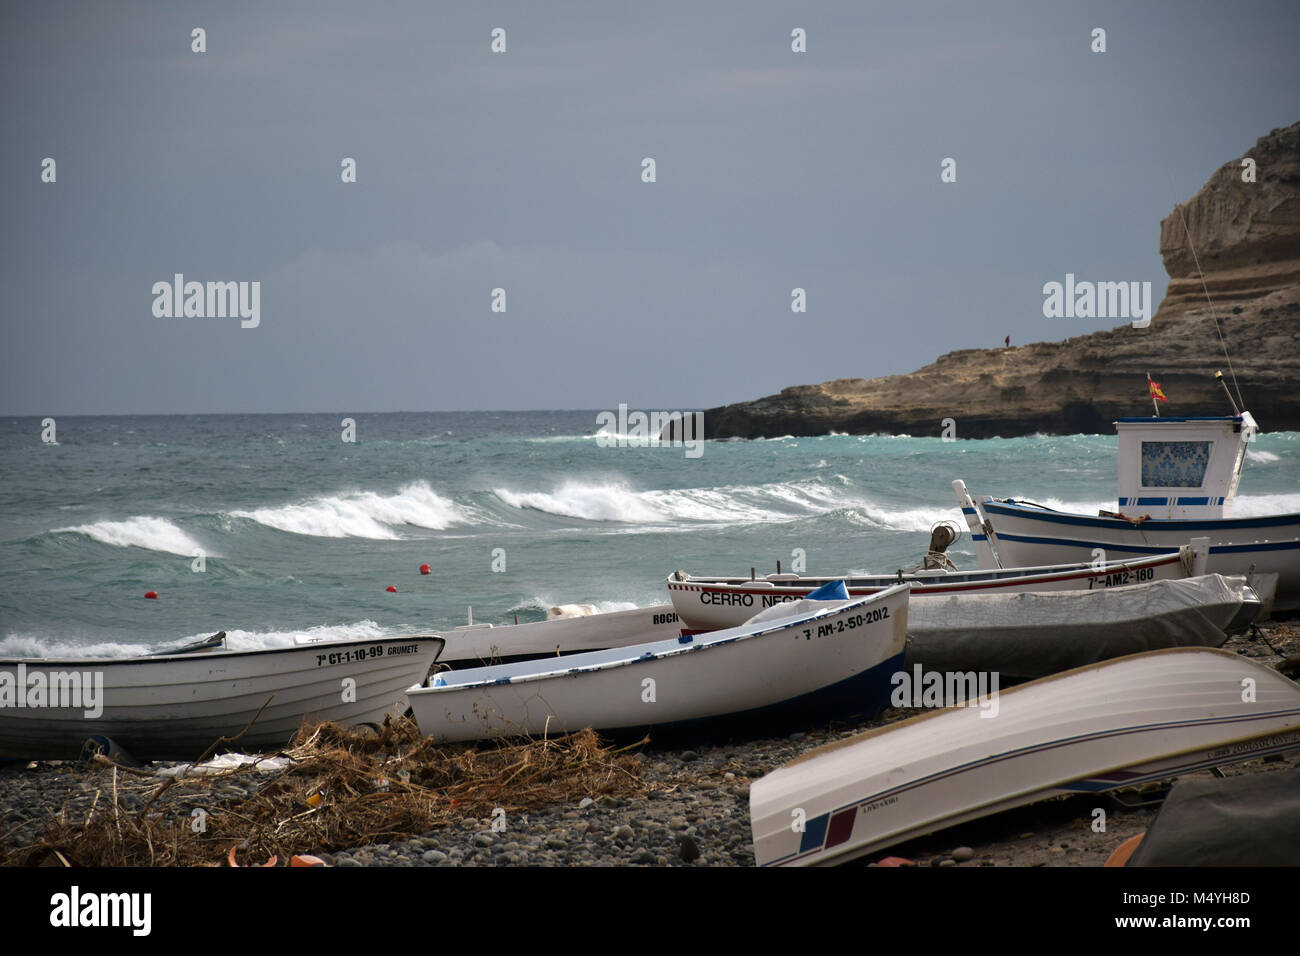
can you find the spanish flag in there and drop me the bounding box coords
[1147,376,1167,402]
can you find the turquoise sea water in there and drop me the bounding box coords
[1,412,1297,656]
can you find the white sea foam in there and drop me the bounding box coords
[504,596,642,618]
[53,516,205,556]
[1232,493,1300,517]
[493,479,837,525]
[231,482,471,539]
[212,620,390,650]
[0,634,154,659]
[0,620,391,659]
[1246,449,1281,463]
[848,504,967,533]
[491,476,972,533]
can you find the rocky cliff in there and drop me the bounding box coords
[686,122,1300,440]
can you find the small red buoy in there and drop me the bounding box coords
[386,585,397,593]
[144,591,158,599]
[419,564,431,575]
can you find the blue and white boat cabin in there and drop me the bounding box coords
[1115,412,1257,520]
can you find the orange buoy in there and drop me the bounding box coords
[419,564,431,575]
[144,591,158,599]
[386,585,397,593]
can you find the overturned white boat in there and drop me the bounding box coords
[955,411,1300,612]
[433,603,685,669]
[407,584,910,743]
[0,634,444,761]
[750,647,1300,867]
[906,573,1260,680]
[666,549,1195,632]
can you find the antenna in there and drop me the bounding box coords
[1214,370,1241,416]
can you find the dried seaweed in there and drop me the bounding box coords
[1,718,649,867]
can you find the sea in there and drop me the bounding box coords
[1,411,1297,657]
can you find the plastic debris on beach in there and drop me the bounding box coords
[155,753,296,779]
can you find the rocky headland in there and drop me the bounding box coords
[689,122,1300,440]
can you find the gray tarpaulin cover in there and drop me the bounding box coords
[904,574,1251,680]
[1127,766,1300,866]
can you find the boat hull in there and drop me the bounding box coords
[0,636,444,761]
[408,586,910,743]
[666,552,1189,632]
[750,647,1300,867]
[973,498,1300,612]
[905,574,1253,679]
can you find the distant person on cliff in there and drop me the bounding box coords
[1004,335,1010,348]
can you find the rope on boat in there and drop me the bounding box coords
[1170,182,1247,411]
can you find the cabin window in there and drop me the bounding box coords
[1140,441,1211,488]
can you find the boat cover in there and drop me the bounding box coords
[741,580,853,628]
[905,574,1250,680]
[1126,766,1300,866]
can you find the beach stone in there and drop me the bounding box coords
[613,825,634,841]
[631,848,655,864]
[474,833,495,847]
[578,797,594,809]
[952,846,974,862]
[337,857,362,867]
[940,859,957,867]
[422,850,447,864]
[597,795,621,808]
[679,835,700,862]
[668,817,688,830]
[546,835,566,849]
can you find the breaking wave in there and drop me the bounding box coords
[52,516,205,556]
[230,482,474,539]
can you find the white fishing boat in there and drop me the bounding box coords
[954,411,1300,612]
[750,647,1300,867]
[0,634,444,761]
[666,549,1196,632]
[433,603,685,669]
[905,573,1260,679]
[407,584,910,743]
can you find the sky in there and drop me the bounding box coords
[2,0,1297,416]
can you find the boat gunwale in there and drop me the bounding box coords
[982,498,1300,532]
[410,584,911,694]
[667,552,1185,596]
[0,635,445,668]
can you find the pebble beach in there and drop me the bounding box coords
[3,621,1295,868]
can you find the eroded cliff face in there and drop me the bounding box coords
[1157,122,1300,321]
[689,123,1300,441]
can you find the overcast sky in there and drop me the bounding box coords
[2,0,1297,416]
